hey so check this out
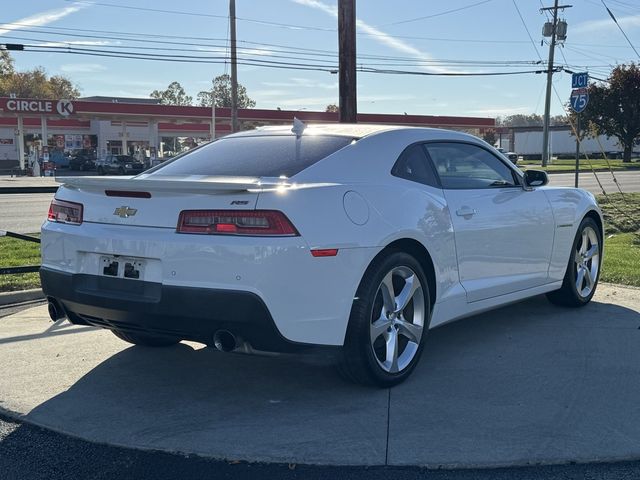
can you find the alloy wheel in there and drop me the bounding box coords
[574,225,600,298]
[370,266,425,373]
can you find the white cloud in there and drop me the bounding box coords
[359,93,417,102]
[573,14,640,34]
[262,77,338,90]
[0,2,90,36]
[291,0,458,74]
[60,63,108,73]
[466,106,530,116]
[253,89,291,98]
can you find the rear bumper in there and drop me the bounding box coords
[41,267,308,353]
[41,221,377,345]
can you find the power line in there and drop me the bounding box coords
[62,1,227,21]
[8,42,557,77]
[382,0,494,26]
[600,0,640,59]
[0,32,548,68]
[61,0,335,32]
[5,19,631,49]
[512,0,543,60]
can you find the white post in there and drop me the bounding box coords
[41,115,48,154]
[148,119,158,166]
[16,115,25,171]
[210,97,216,140]
[122,121,127,155]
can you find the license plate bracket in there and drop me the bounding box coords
[100,256,145,280]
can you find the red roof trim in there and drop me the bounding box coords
[0,96,494,128]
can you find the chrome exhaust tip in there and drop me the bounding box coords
[213,330,237,352]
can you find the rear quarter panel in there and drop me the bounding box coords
[542,187,603,280]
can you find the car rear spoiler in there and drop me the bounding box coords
[56,175,291,194]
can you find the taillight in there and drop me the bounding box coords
[47,199,83,225]
[177,210,299,236]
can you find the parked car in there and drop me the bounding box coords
[50,150,70,169]
[41,124,603,387]
[497,147,518,164]
[69,150,97,171]
[96,155,145,175]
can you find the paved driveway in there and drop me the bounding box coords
[0,284,639,467]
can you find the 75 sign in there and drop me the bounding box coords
[570,88,589,113]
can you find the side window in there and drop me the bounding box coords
[424,142,518,189]
[391,143,438,187]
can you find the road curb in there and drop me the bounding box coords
[1,403,640,470]
[0,288,44,306]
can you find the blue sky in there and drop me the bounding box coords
[2,0,639,118]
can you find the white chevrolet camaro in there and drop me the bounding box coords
[41,124,603,386]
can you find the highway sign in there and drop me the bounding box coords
[572,72,589,89]
[570,87,589,113]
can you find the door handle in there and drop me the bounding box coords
[456,207,477,217]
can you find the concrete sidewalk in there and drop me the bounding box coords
[0,176,58,187]
[1,284,639,467]
[0,175,59,194]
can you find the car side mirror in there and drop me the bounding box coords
[523,169,548,188]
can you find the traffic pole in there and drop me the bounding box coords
[574,113,580,188]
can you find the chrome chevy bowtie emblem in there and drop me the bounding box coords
[113,206,137,218]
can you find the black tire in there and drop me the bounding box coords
[97,166,105,175]
[112,329,180,347]
[338,251,431,387]
[546,216,602,307]
[118,167,125,175]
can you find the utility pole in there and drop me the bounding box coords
[540,1,571,167]
[338,0,357,123]
[229,0,239,133]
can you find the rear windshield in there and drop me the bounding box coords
[149,135,354,178]
[116,155,134,162]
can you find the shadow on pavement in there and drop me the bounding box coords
[21,294,640,467]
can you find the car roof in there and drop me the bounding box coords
[226,123,419,140]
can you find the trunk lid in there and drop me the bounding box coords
[56,175,282,229]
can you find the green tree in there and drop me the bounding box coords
[496,114,543,127]
[325,103,339,113]
[0,50,14,76]
[0,52,80,98]
[550,114,568,125]
[150,81,193,106]
[482,129,497,145]
[196,74,255,108]
[577,64,640,163]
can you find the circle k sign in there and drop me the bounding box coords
[56,99,74,116]
[4,98,74,116]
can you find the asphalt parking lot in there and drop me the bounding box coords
[3,413,640,480]
[1,284,639,473]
